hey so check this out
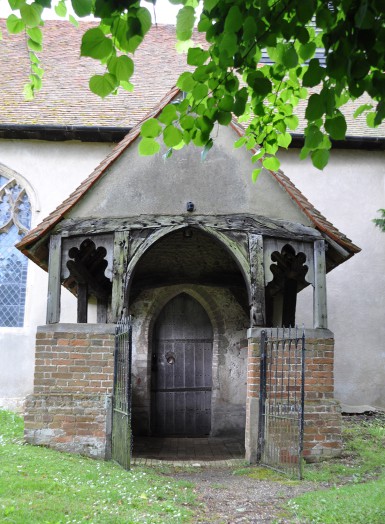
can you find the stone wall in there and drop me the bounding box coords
[245,328,342,463]
[24,324,115,458]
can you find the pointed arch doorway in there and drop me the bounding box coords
[151,293,213,436]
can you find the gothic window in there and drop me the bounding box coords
[0,173,32,327]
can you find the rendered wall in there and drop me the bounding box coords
[0,140,112,410]
[68,125,312,225]
[279,149,385,409]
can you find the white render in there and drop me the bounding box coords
[280,149,385,409]
[0,140,112,410]
[0,136,384,411]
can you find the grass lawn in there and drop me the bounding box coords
[288,413,385,523]
[0,410,195,524]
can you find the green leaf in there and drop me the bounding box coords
[282,45,298,69]
[224,5,243,33]
[325,115,347,140]
[9,0,26,8]
[164,125,183,147]
[27,38,42,52]
[81,28,113,60]
[201,138,213,162]
[262,156,280,171]
[296,0,315,24]
[89,73,117,98]
[20,3,43,27]
[180,115,195,130]
[159,105,178,125]
[141,118,162,138]
[139,137,160,156]
[299,42,316,61]
[304,125,324,149]
[366,112,378,128]
[187,47,210,66]
[218,95,233,112]
[27,27,42,44]
[353,103,373,119]
[6,15,25,34]
[305,93,325,121]
[284,115,299,130]
[311,149,330,170]
[233,87,248,117]
[55,0,67,17]
[277,132,292,148]
[137,7,152,36]
[217,111,232,126]
[302,59,324,87]
[120,80,134,92]
[204,0,220,13]
[176,6,195,41]
[115,55,134,81]
[192,82,209,100]
[177,72,195,92]
[252,168,262,182]
[69,15,79,27]
[71,0,92,17]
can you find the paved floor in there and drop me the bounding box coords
[131,436,246,465]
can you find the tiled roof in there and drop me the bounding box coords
[0,19,384,138]
[0,20,200,129]
[17,86,360,269]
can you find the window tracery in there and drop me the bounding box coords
[0,174,31,327]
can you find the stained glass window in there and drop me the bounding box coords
[0,174,31,327]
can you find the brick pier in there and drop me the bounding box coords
[24,324,116,458]
[245,328,342,463]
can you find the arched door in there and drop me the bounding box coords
[151,293,213,436]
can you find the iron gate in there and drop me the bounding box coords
[258,328,305,478]
[111,316,132,470]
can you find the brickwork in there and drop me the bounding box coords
[24,324,115,459]
[245,328,342,463]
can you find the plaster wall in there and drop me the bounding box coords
[279,149,385,409]
[68,125,312,226]
[0,140,112,409]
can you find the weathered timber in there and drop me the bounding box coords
[249,234,265,326]
[57,214,322,242]
[46,235,62,324]
[313,239,328,329]
[203,226,251,293]
[77,283,88,323]
[111,231,130,322]
[97,300,108,323]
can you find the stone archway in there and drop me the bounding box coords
[126,227,250,440]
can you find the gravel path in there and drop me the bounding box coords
[167,467,318,523]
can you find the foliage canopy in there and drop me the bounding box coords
[4,0,385,173]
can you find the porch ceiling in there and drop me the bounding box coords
[130,228,249,312]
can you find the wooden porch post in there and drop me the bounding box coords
[313,239,328,329]
[249,233,265,326]
[111,231,130,322]
[46,234,62,324]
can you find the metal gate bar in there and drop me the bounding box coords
[258,328,305,479]
[111,316,132,470]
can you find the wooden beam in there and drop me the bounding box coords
[249,234,265,327]
[46,234,62,324]
[58,214,322,242]
[313,239,328,329]
[97,299,108,323]
[111,231,130,322]
[77,283,88,323]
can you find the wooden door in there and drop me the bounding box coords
[151,293,213,436]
